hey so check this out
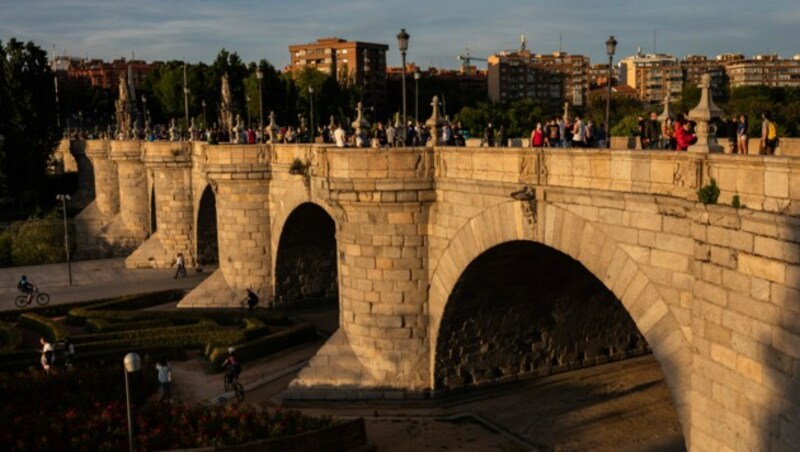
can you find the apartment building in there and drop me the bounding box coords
[487,49,589,106]
[288,37,389,108]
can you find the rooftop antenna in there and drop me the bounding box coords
[559,33,562,53]
[520,34,527,52]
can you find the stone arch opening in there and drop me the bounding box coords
[274,202,337,307]
[427,201,691,445]
[149,185,157,235]
[196,185,218,266]
[434,240,648,390]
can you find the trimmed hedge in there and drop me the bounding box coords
[207,323,317,372]
[0,322,23,352]
[66,290,187,325]
[84,317,173,334]
[18,313,69,342]
[0,290,186,325]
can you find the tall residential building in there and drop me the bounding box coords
[487,49,589,106]
[619,51,683,103]
[288,37,389,109]
[724,54,800,87]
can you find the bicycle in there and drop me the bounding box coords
[224,371,245,402]
[15,287,50,308]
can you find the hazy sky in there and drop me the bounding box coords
[2,0,798,68]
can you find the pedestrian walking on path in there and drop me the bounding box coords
[156,358,172,402]
[174,253,187,279]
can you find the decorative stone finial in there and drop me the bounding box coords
[658,89,674,122]
[350,103,371,148]
[267,111,279,143]
[563,102,570,123]
[425,96,447,147]
[687,73,724,153]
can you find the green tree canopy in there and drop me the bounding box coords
[0,39,60,210]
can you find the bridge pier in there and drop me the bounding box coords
[66,140,95,205]
[126,142,195,268]
[179,144,272,307]
[287,149,435,397]
[72,140,128,258]
[109,140,150,247]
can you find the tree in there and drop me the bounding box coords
[0,39,60,211]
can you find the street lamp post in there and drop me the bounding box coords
[308,86,315,143]
[256,68,264,139]
[414,69,421,123]
[201,100,207,130]
[78,111,83,136]
[123,353,141,452]
[396,28,410,131]
[246,95,251,128]
[605,35,617,149]
[142,95,148,129]
[56,194,72,286]
[183,64,190,136]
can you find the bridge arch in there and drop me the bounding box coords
[272,200,338,308]
[195,184,218,266]
[428,201,692,436]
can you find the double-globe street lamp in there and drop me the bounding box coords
[396,28,410,131]
[605,35,617,149]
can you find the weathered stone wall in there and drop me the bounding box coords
[688,205,800,451]
[274,203,337,306]
[84,140,118,216]
[435,241,647,391]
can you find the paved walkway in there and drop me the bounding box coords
[0,258,211,311]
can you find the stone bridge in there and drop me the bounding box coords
[67,139,800,451]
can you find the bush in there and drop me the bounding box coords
[84,317,173,334]
[611,114,642,137]
[17,312,69,342]
[0,212,76,267]
[698,178,721,205]
[0,322,23,352]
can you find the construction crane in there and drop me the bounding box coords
[457,49,487,75]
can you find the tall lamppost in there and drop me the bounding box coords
[78,110,83,136]
[396,28,410,130]
[123,352,141,452]
[183,64,190,134]
[256,68,264,137]
[142,95,148,128]
[56,194,72,286]
[414,68,421,123]
[201,100,207,130]
[308,86,315,143]
[246,95,252,128]
[605,35,617,149]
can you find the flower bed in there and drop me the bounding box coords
[0,366,335,450]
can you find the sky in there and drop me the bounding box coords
[2,0,799,69]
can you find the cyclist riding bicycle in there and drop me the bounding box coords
[17,276,36,304]
[222,347,242,384]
